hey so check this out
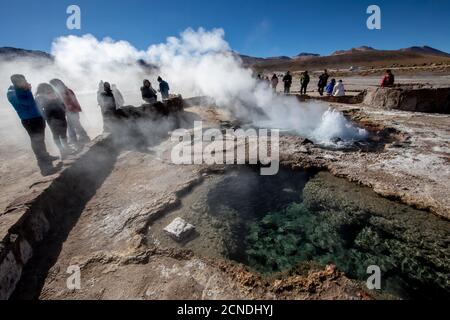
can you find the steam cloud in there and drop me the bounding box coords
[0,27,367,149]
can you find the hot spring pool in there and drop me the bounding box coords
[147,167,450,300]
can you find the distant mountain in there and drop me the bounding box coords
[250,45,450,72]
[0,47,53,61]
[332,46,377,56]
[266,56,292,61]
[294,52,321,58]
[400,46,450,57]
[236,53,266,66]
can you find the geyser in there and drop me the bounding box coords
[1,28,368,147]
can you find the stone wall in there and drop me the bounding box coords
[362,86,450,114]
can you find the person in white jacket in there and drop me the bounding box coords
[111,84,125,108]
[332,80,345,97]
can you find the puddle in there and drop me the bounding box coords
[147,167,450,300]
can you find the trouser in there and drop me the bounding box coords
[144,97,157,104]
[300,83,308,95]
[67,112,90,144]
[284,86,291,94]
[47,116,68,153]
[318,86,325,96]
[21,117,51,163]
[161,91,169,100]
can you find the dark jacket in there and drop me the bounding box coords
[98,90,117,114]
[159,80,170,98]
[318,73,329,87]
[35,92,66,121]
[300,73,310,85]
[141,86,157,100]
[282,74,292,87]
[7,86,43,120]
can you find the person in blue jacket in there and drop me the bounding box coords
[7,74,59,175]
[157,76,170,100]
[326,79,336,96]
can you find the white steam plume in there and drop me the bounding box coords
[1,28,367,150]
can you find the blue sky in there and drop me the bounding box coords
[0,0,449,57]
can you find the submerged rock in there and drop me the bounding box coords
[164,218,196,242]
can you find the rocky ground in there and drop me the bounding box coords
[1,88,449,300]
[11,145,369,300]
[278,104,450,219]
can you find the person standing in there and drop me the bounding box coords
[111,84,125,108]
[157,76,170,100]
[317,69,329,96]
[97,82,118,132]
[326,79,336,96]
[381,69,395,87]
[50,79,90,145]
[35,83,74,159]
[6,75,59,175]
[282,71,293,94]
[332,80,345,97]
[141,79,158,104]
[271,74,279,92]
[300,71,310,95]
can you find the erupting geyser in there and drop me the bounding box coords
[1,28,368,146]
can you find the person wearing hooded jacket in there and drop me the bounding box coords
[7,74,59,175]
[97,82,118,132]
[141,79,158,104]
[332,80,345,97]
[50,79,90,145]
[380,69,395,87]
[326,79,336,96]
[157,76,170,100]
[271,74,279,92]
[35,83,74,159]
[112,84,125,108]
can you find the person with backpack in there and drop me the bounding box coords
[7,74,59,175]
[50,79,90,145]
[35,83,75,159]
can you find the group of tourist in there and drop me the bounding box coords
[265,69,395,96]
[7,67,395,177]
[266,70,344,97]
[6,74,171,175]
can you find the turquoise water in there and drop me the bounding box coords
[206,168,450,300]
